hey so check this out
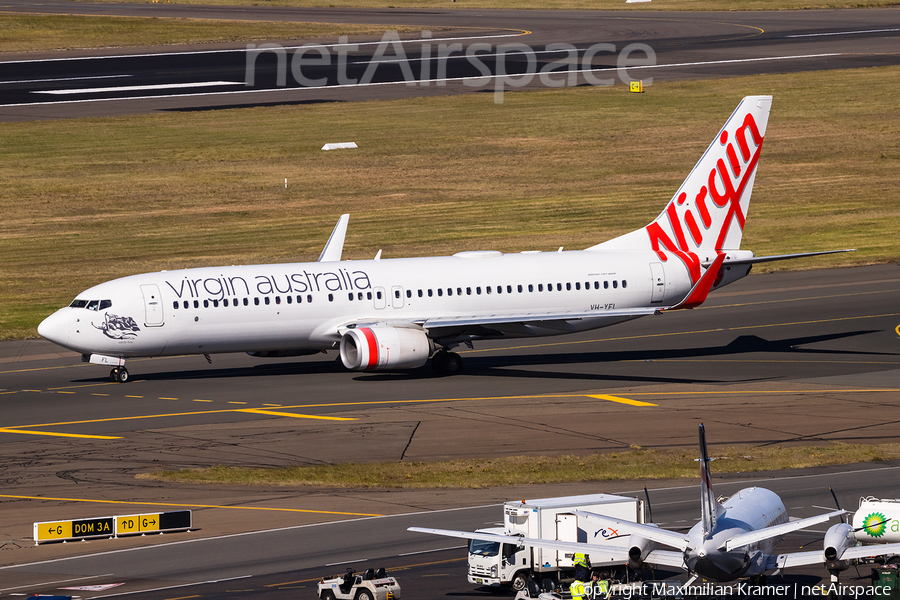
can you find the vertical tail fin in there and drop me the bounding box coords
[698,423,721,540]
[589,96,773,284]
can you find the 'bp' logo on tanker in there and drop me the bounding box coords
[863,512,888,538]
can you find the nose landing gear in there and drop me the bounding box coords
[110,367,130,383]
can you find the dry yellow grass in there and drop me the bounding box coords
[137,442,900,488]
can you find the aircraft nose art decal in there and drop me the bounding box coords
[93,313,141,340]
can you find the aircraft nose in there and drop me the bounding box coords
[38,310,70,347]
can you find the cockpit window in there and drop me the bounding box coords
[99,300,112,310]
[70,299,88,308]
[72,299,112,310]
[86,300,100,311]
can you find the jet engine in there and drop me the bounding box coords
[823,522,855,571]
[340,326,433,371]
[627,532,658,570]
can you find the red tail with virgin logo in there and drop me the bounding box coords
[589,96,772,285]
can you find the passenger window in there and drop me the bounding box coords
[518,285,523,293]
[173,301,179,309]
[447,288,453,297]
[508,285,513,293]
[603,281,608,289]
[376,291,382,300]
[274,297,280,305]
[479,287,484,295]
[538,284,544,292]
[307,294,313,303]
[204,300,209,308]
[467,287,472,296]
[528,284,534,292]
[194,300,200,309]
[428,289,433,297]
[457,287,462,296]
[613,280,618,289]
[264,297,270,305]
[297,295,303,304]
[328,294,334,302]
[183,301,189,309]
[254,298,260,305]
[438,289,443,297]
[394,290,400,299]
[558,283,563,291]
[418,290,423,298]
[223,299,229,307]
[359,292,364,300]
[406,290,412,298]
[367,292,372,300]
[287,296,292,304]
[575,282,580,290]
[213,300,219,307]
[622,280,627,289]
[243,298,249,306]
[348,293,354,301]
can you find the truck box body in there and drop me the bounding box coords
[468,493,645,589]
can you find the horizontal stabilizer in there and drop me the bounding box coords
[723,509,846,551]
[708,249,855,267]
[574,510,691,551]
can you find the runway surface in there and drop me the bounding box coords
[1,263,899,596]
[0,3,898,120]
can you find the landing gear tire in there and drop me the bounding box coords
[110,367,129,383]
[431,351,463,376]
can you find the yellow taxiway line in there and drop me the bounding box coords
[0,494,381,517]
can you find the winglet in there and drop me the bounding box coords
[667,252,726,310]
[318,214,350,262]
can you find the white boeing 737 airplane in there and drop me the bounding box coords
[38,96,849,382]
[410,424,900,586]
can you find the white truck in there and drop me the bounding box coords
[467,493,646,592]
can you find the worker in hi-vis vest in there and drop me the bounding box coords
[574,552,591,581]
[570,578,587,600]
[591,571,609,598]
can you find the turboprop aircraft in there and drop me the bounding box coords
[409,424,900,585]
[38,95,850,382]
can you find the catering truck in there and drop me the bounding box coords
[467,493,646,592]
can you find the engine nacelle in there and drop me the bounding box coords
[627,532,658,570]
[340,326,432,371]
[823,522,854,570]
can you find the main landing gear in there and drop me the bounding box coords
[109,367,130,383]
[431,350,463,376]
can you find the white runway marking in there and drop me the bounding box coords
[4,52,843,107]
[0,75,131,85]
[784,27,900,38]
[36,81,245,95]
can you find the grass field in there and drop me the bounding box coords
[2,66,899,339]
[61,0,900,11]
[138,442,900,488]
[0,15,421,53]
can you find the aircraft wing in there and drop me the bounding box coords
[406,527,629,564]
[574,510,691,551]
[645,549,687,570]
[723,510,847,551]
[838,542,900,562]
[421,307,662,336]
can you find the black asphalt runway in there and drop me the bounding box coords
[0,3,898,120]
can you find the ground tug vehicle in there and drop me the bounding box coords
[317,567,400,600]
